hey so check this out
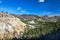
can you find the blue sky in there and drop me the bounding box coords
[0,0,60,16]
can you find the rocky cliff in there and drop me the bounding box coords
[0,12,26,39]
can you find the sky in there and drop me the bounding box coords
[0,0,60,16]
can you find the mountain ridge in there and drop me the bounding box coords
[12,14,60,22]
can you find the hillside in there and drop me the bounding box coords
[12,14,60,39]
[0,12,60,40]
[0,12,26,39]
[13,14,60,22]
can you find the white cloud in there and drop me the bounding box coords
[17,7,22,11]
[47,12,51,14]
[38,0,44,2]
[21,10,26,13]
[16,7,30,14]
[20,10,30,14]
[26,12,30,14]
[40,11,52,15]
[42,12,60,16]
[51,14,60,16]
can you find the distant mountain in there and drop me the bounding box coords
[12,14,60,22]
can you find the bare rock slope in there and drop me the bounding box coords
[0,12,26,39]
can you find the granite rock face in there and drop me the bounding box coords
[0,12,26,39]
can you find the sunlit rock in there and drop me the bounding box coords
[0,12,26,39]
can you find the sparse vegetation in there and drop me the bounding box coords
[0,12,60,39]
[22,17,60,38]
